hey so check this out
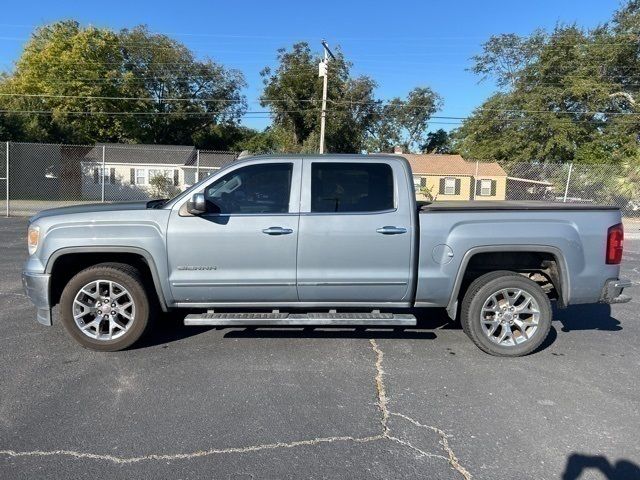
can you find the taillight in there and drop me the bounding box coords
[606,223,624,265]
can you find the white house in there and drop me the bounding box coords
[80,144,238,201]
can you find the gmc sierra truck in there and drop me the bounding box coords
[22,154,632,356]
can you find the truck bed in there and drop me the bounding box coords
[415,204,623,311]
[419,200,619,212]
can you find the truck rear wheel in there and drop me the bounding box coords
[59,263,152,351]
[460,271,552,357]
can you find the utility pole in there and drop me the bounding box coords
[319,40,335,154]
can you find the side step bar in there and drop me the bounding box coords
[184,312,417,327]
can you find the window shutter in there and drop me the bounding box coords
[454,178,461,195]
[130,168,135,184]
[110,168,115,184]
[491,180,497,196]
[420,177,426,187]
[173,169,179,186]
[439,178,445,194]
[93,168,99,184]
[476,179,481,196]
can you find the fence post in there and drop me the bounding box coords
[473,160,479,200]
[196,149,200,182]
[563,162,573,203]
[5,141,9,217]
[101,145,106,203]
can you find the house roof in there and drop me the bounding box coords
[90,143,196,165]
[184,150,238,169]
[507,177,554,186]
[401,154,507,177]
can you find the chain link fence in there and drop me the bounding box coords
[0,141,638,217]
[493,160,637,214]
[0,141,239,216]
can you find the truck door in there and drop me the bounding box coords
[296,159,413,303]
[167,160,301,304]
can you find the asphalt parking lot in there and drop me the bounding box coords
[0,217,639,480]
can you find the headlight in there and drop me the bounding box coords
[27,225,40,255]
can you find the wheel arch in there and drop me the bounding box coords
[46,247,169,312]
[446,245,570,320]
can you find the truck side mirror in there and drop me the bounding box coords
[186,193,206,215]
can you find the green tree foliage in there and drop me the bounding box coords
[421,128,455,154]
[367,87,442,153]
[259,42,442,153]
[455,2,640,167]
[0,21,247,146]
[148,173,178,199]
[259,42,379,153]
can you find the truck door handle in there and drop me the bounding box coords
[376,226,407,235]
[262,226,294,235]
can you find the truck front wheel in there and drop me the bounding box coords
[59,263,152,351]
[460,271,552,357]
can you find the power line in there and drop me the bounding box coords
[3,92,640,117]
[0,108,310,116]
[1,109,639,127]
[2,92,640,117]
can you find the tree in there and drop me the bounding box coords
[455,12,640,164]
[260,42,379,153]
[0,21,247,145]
[470,31,546,89]
[367,88,442,153]
[148,173,178,199]
[259,42,442,153]
[421,129,454,154]
[238,126,298,154]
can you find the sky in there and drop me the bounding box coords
[0,0,625,133]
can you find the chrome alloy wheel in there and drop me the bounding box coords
[480,288,540,347]
[72,280,136,341]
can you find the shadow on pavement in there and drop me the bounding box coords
[223,327,437,340]
[132,311,214,349]
[134,302,619,349]
[214,307,448,340]
[134,311,440,347]
[562,453,640,480]
[553,303,621,332]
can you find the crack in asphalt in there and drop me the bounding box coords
[0,339,472,479]
[369,339,472,480]
[389,412,472,480]
[0,435,386,465]
[0,292,28,298]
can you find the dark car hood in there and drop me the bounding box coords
[30,201,152,223]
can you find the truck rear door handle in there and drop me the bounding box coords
[376,226,407,235]
[262,226,294,235]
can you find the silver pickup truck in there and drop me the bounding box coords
[22,154,631,356]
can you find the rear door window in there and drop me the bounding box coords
[311,163,394,213]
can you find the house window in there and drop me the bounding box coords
[480,179,492,196]
[132,168,178,186]
[476,179,496,197]
[94,167,114,184]
[444,177,456,195]
[148,169,173,183]
[135,169,147,185]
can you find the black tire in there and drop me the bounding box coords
[460,270,552,357]
[59,262,153,351]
